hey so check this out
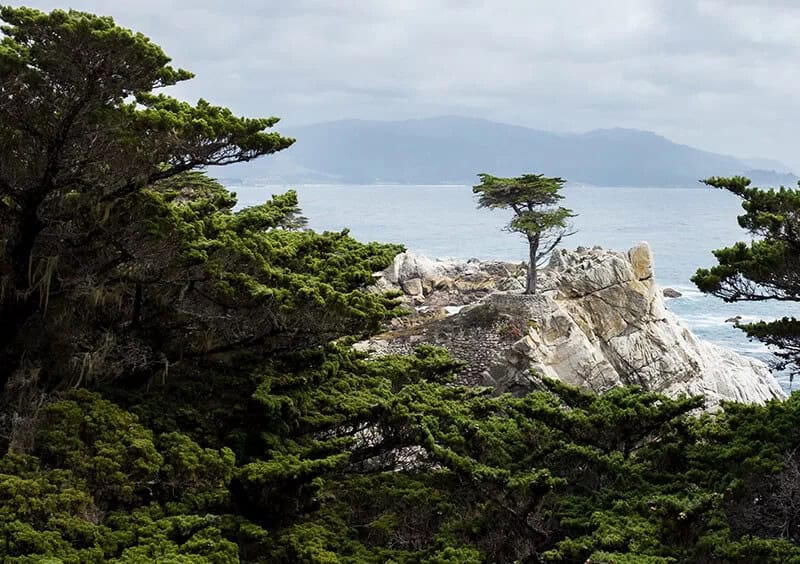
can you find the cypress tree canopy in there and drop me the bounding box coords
[693,176,800,378]
[0,6,403,393]
[472,173,574,294]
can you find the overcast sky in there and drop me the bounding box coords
[15,0,800,170]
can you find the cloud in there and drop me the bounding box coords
[13,0,800,170]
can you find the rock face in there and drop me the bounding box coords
[362,245,785,409]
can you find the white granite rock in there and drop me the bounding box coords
[369,245,785,409]
[497,243,785,408]
[382,252,467,285]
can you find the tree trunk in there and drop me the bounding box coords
[525,234,540,294]
[0,178,54,383]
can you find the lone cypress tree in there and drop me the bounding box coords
[473,173,575,294]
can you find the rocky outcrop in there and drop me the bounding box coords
[360,245,784,409]
[373,253,525,304]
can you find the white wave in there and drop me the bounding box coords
[678,315,739,328]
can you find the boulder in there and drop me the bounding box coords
[628,242,653,280]
[401,277,424,296]
[663,287,682,298]
[382,252,452,284]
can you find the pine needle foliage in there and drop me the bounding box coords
[693,176,800,378]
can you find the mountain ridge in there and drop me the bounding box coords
[218,116,798,188]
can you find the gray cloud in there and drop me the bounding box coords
[13,0,800,170]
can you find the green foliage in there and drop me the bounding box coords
[6,348,800,561]
[473,173,575,293]
[0,391,243,562]
[693,175,800,377]
[0,4,298,387]
[33,389,163,507]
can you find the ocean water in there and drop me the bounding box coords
[232,184,800,392]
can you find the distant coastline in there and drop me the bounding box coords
[216,115,799,188]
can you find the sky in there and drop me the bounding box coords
[13,0,800,170]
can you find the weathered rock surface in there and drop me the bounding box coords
[361,245,784,409]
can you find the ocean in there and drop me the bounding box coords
[232,183,800,392]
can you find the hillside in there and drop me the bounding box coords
[219,116,798,187]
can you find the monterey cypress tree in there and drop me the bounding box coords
[473,173,575,294]
[693,176,800,378]
[0,6,295,386]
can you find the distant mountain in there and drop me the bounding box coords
[742,157,794,174]
[217,116,798,187]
